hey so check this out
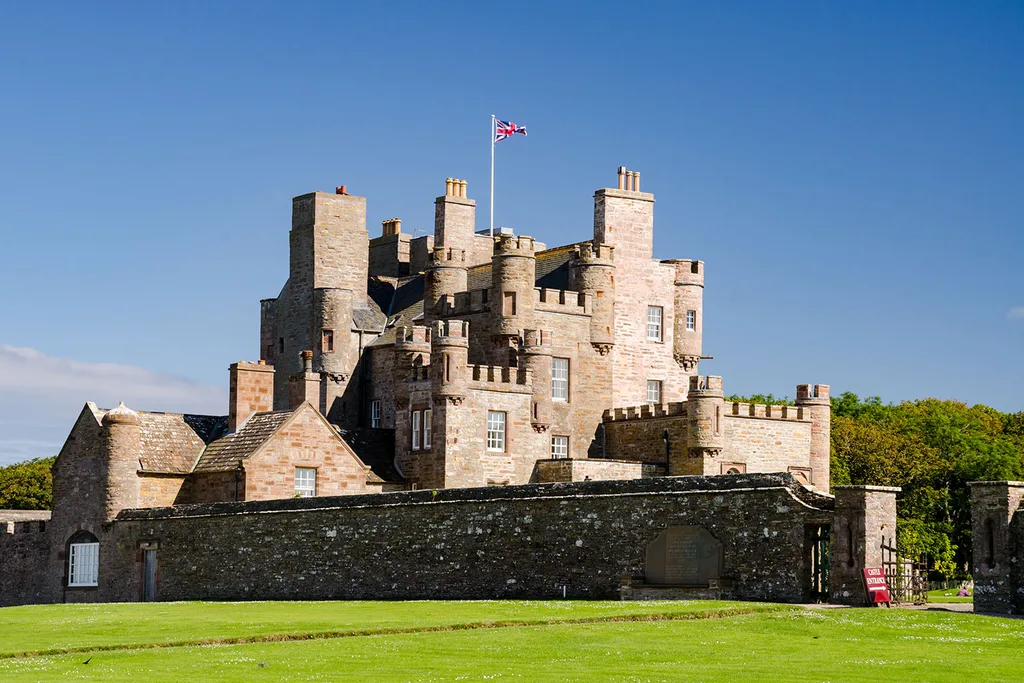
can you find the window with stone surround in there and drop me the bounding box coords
[423,408,432,449]
[552,358,570,401]
[322,329,334,352]
[646,380,662,405]
[370,400,381,428]
[686,310,696,331]
[67,531,99,587]
[551,435,569,459]
[294,467,317,497]
[487,411,506,452]
[412,410,422,450]
[646,306,663,341]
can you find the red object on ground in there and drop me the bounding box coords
[863,567,891,604]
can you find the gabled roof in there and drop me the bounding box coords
[192,410,294,473]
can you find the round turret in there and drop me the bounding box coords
[424,247,467,323]
[313,287,354,380]
[430,319,470,403]
[796,384,831,492]
[666,259,703,371]
[522,329,554,432]
[490,235,536,339]
[101,402,141,520]
[569,242,616,355]
[686,376,724,459]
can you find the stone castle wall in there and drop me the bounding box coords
[0,522,50,608]
[971,481,1024,614]
[103,474,833,603]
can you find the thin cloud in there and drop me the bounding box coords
[0,345,226,466]
[1008,307,1024,321]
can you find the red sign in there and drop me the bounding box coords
[863,567,891,604]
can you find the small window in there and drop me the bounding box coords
[487,411,506,452]
[551,435,569,459]
[686,310,696,332]
[322,329,335,352]
[503,291,517,316]
[370,400,381,428]
[278,337,285,353]
[646,380,662,405]
[412,410,422,450]
[67,533,99,587]
[423,408,432,449]
[295,467,317,497]
[646,306,663,341]
[552,358,570,401]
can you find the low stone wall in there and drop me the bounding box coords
[0,526,51,607]
[105,474,834,604]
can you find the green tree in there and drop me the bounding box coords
[0,457,55,510]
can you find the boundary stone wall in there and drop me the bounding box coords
[108,474,833,603]
[0,523,51,607]
[971,481,1024,614]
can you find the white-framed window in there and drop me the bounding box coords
[646,305,663,341]
[370,400,381,428]
[412,410,422,450]
[487,411,506,452]
[646,380,662,405]
[423,408,432,449]
[551,435,569,459]
[68,536,99,587]
[295,467,317,497]
[686,309,696,332]
[552,358,569,401]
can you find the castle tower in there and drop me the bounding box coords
[490,234,536,362]
[522,329,553,433]
[101,402,141,521]
[796,384,831,491]
[684,376,724,474]
[423,247,467,323]
[667,259,704,372]
[274,187,368,416]
[435,178,475,249]
[427,319,470,489]
[569,242,616,355]
[593,166,654,264]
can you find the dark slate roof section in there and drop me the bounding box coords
[192,411,295,473]
[367,276,396,316]
[535,243,582,290]
[337,427,403,483]
[352,306,386,332]
[183,414,230,445]
[368,275,424,348]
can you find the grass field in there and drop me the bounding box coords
[927,588,974,603]
[1,600,1021,682]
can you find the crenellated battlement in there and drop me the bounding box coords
[396,325,431,346]
[603,402,687,422]
[666,259,704,287]
[493,234,536,257]
[728,402,807,422]
[522,329,553,348]
[534,287,591,315]
[469,364,532,390]
[428,246,467,265]
[433,318,469,341]
[573,241,615,263]
[1,519,47,534]
[688,375,723,395]
[796,384,830,402]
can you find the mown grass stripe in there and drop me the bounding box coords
[2,604,793,660]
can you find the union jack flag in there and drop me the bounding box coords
[494,119,527,142]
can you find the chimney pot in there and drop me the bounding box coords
[336,185,347,195]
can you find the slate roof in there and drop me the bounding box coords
[192,411,294,473]
[92,407,228,475]
[337,427,403,483]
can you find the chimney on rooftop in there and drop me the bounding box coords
[336,185,348,195]
[229,361,275,431]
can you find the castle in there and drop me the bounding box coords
[2,167,869,608]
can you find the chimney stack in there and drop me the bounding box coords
[229,361,275,431]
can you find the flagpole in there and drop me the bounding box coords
[490,114,495,237]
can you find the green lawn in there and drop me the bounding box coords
[1,601,1020,682]
[928,588,974,603]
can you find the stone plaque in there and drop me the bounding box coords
[645,526,723,586]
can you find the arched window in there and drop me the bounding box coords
[67,531,99,587]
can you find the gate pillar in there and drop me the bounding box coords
[970,481,1024,615]
[829,485,900,605]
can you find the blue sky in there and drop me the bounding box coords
[0,2,1021,464]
